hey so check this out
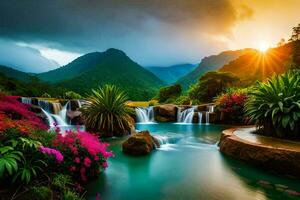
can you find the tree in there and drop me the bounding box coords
[289,23,300,42]
[188,71,239,103]
[277,38,286,47]
[157,84,182,103]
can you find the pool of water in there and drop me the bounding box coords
[87,123,300,200]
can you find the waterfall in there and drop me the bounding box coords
[183,111,194,123]
[59,102,68,124]
[21,97,32,105]
[52,115,68,126]
[177,106,203,124]
[198,112,203,124]
[208,105,214,113]
[177,107,194,123]
[38,100,51,112]
[135,107,154,123]
[41,109,55,127]
[205,105,215,124]
[152,134,183,151]
[205,112,210,125]
[52,103,62,115]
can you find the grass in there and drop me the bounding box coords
[126,100,158,107]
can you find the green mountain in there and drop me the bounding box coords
[177,49,253,89]
[145,64,196,84]
[39,48,164,100]
[219,44,292,82]
[0,65,34,82]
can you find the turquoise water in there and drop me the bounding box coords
[87,123,300,200]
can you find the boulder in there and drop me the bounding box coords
[219,128,300,178]
[68,100,81,111]
[67,110,84,125]
[122,130,156,155]
[154,104,178,122]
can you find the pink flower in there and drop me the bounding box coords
[70,166,76,171]
[74,157,80,163]
[102,161,108,169]
[84,157,91,167]
[39,146,64,163]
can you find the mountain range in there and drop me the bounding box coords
[0,44,294,100]
[146,64,196,84]
[177,49,254,89]
[219,44,292,81]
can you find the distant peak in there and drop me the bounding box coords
[105,48,126,55]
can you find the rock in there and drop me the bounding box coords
[151,136,160,148]
[257,180,273,189]
[285,190,300,197]
[219,129,300,178]
[197,105,207,111]
[31,98,39,106]
[154,104,178,122]
[67,110,84,125]
[68,100,81,111]
[208,112,218,123]
[122,130,155,155]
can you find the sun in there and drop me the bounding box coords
[257,42,269,53]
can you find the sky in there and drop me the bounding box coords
[0,0,299,73]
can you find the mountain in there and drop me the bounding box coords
[145,64,196,84]
[39,48,165,100]
[38,52,107,83]
[177,49,253,89]
[0,65,34,82]
[219,44,292,82]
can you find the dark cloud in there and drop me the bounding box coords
[0,0,251,67]
[0,39,59,72]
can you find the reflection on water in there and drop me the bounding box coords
[87,123,300,200]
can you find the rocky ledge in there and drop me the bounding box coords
[219,128,300,178]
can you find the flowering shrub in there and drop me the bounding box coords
[39,146,64,163]
[0,94,113,199]
[52,126,113,182]
[0,95,47,131]
[215,89,248,124]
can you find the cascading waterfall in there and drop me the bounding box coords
[21,97,32,105]
[59,102,68,124]
[198,112,203,124]
[135,107,155,123]
[177,106,203,124]
[205,105,215,124]
[41,108,55,127]
[151,134,184,150]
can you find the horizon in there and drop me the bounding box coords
[1,0,300,72]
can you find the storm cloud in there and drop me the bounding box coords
[0,0,253,70]
[0,39,59,72]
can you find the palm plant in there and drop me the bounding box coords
[245,71,300,138]
[81,84,132,137]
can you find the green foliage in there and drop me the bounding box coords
[173,95,191,105]
[158,84,182,103]
[0,146,23,177]
[64,91,82,99]
[82,84,132,136]
[245,71,300,138]
[188,71,239,103]
[41,92,51,98]
[63,189,85,200]
[52,174,72,190]
[31,186,53,200]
